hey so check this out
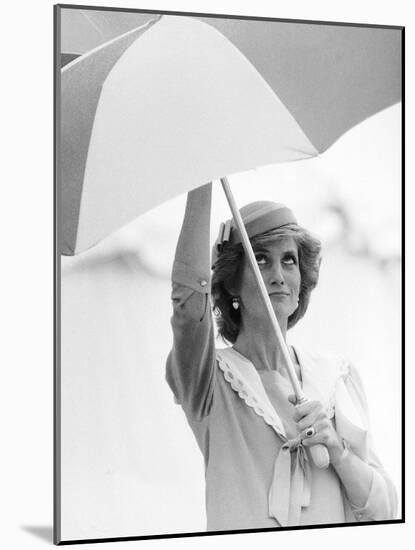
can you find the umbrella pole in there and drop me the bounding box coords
[220,176,329,469]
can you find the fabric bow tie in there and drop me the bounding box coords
[268,435,312,527]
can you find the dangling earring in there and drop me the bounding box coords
[231,296,240,310]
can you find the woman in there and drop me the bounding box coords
[166,183,397,530]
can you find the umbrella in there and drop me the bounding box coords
[58,10,402,467]
[59,12,401,256]
[60,10,401,149]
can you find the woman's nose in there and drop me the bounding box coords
[269,263,285,286]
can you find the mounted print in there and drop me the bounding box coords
[54,4,404,544]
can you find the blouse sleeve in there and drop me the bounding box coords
[336,363,398,521]
[165,185,217,420]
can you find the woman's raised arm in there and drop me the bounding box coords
[165,183,217,420]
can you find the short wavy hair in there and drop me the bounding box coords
[211,224,322,344]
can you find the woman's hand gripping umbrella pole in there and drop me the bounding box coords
[220,177,330,469]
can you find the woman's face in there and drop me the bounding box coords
[236,236,301,325]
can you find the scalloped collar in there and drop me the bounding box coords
[217,346,288,438]
[216,345,368,457]
[216,346,343,437]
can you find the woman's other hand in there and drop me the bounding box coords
[288,395,344,463]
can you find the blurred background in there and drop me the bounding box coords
[60,100,401,540]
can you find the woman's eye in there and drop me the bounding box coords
[282,255,297,265]
[255,254,267,265]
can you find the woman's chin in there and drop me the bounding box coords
[252,308,291,328]
[243,302,294,326]
[271,305,292,320]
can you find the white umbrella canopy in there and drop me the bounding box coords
[61,15,318,255]
[59,10,402,255]
[61,9,402,152]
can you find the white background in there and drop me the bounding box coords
[1,0,412,549]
